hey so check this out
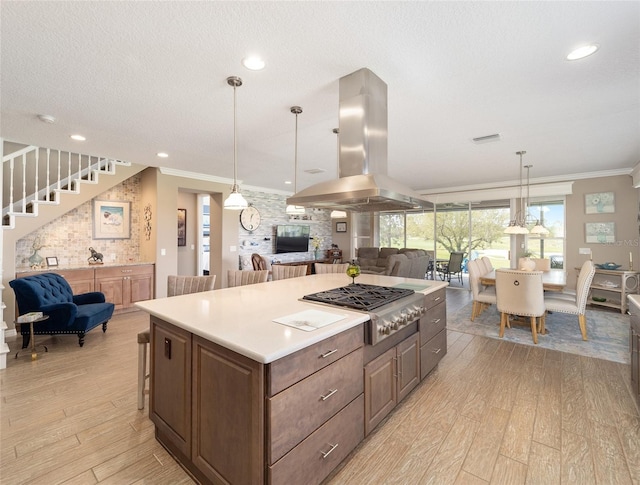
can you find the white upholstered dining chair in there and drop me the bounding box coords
[495,269,545,344]
[543,260,595,340]
[468,259,497,321]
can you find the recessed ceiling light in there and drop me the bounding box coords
[37,114,56,124]
[157,152,169,158]
[242,56,266,71]
[70,134,86,141]
[567,44,599,61]
[284,180,292,185]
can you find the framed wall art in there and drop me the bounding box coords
[92,200,131,239]
[46,256,58,267]
[585,222,615,244]
[585,192,615,214]
[177,208,187,246]
[336,222,347,233]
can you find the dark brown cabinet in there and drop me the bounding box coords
[150,318,192,458]
[17,268,95,295]
[420,288,447,379]
[150,317,363,485]
[95,264,154,312]
[364,332,420,436]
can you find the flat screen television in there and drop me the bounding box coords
[275,225,310,254]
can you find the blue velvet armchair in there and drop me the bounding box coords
[9,273,115,348]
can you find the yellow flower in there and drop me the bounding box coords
[312,236,321,250]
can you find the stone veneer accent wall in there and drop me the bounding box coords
[15,175,142,270]
[237,188,332,269]
[14,177,333,272]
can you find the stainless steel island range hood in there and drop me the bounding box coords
[286,68,431,213]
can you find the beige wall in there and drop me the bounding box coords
[565,174,639,288]
[177,191,198,276]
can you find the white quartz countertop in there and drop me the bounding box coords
[135,273,447,364]
[628,294,640,314]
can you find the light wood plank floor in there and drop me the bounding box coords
[1,289,638,484]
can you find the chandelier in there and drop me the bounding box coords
[504,151,549,235]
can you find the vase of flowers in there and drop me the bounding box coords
[311,236,321,259]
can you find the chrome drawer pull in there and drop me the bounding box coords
[432,318,441,324]
[320,443,339,459]
[433,296,442,302]
[320,349,338,358]
[320,389,338,401]
[432,348,442,354]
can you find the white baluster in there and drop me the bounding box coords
[21,153,26,212]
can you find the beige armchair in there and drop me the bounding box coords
[495,269,545,344]
[168,274,216,296]
[227,270,269,287]
[314,262,350,274]
[271,265,308,281]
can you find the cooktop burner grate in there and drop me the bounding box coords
[302,283,415,311]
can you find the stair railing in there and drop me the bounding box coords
[3,144,128,226]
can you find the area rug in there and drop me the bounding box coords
[447,303,630,364]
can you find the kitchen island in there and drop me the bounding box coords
[136,273,448,485]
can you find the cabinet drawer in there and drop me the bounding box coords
[267,347,363,464]
[267,324,363,396]
[269,394,364,485]
[95,264,154,278]
[421,328,447,379]
[420,300,446,345]
[424,288,446,310]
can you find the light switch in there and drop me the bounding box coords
[190,244,195,250]
[230,246,237,252]
[579,248,591,254]
[161,248,166,256]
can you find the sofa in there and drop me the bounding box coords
[9,272,115,348]
[356,247,432,279]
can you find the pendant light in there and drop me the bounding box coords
[285,106,306,215]
[504,151,528,234]
[525,164,550,236]
[504,151,549,235]
[223,76,248,210]
[330,128,348,219]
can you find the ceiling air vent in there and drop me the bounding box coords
[304,168,326,174]
[472,133,501,144]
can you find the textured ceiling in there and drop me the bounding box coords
[2,1,639,197]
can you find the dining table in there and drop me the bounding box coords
[479,268,567,292]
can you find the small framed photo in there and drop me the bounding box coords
[585,222,615,243]
[46,256,58,267]
[92,200,131,239]
[336,222,347,233]
[585,192,615,214]
[177,208,187,246]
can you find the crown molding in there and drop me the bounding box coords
[158,166,291,196]
[418,167,633,197]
